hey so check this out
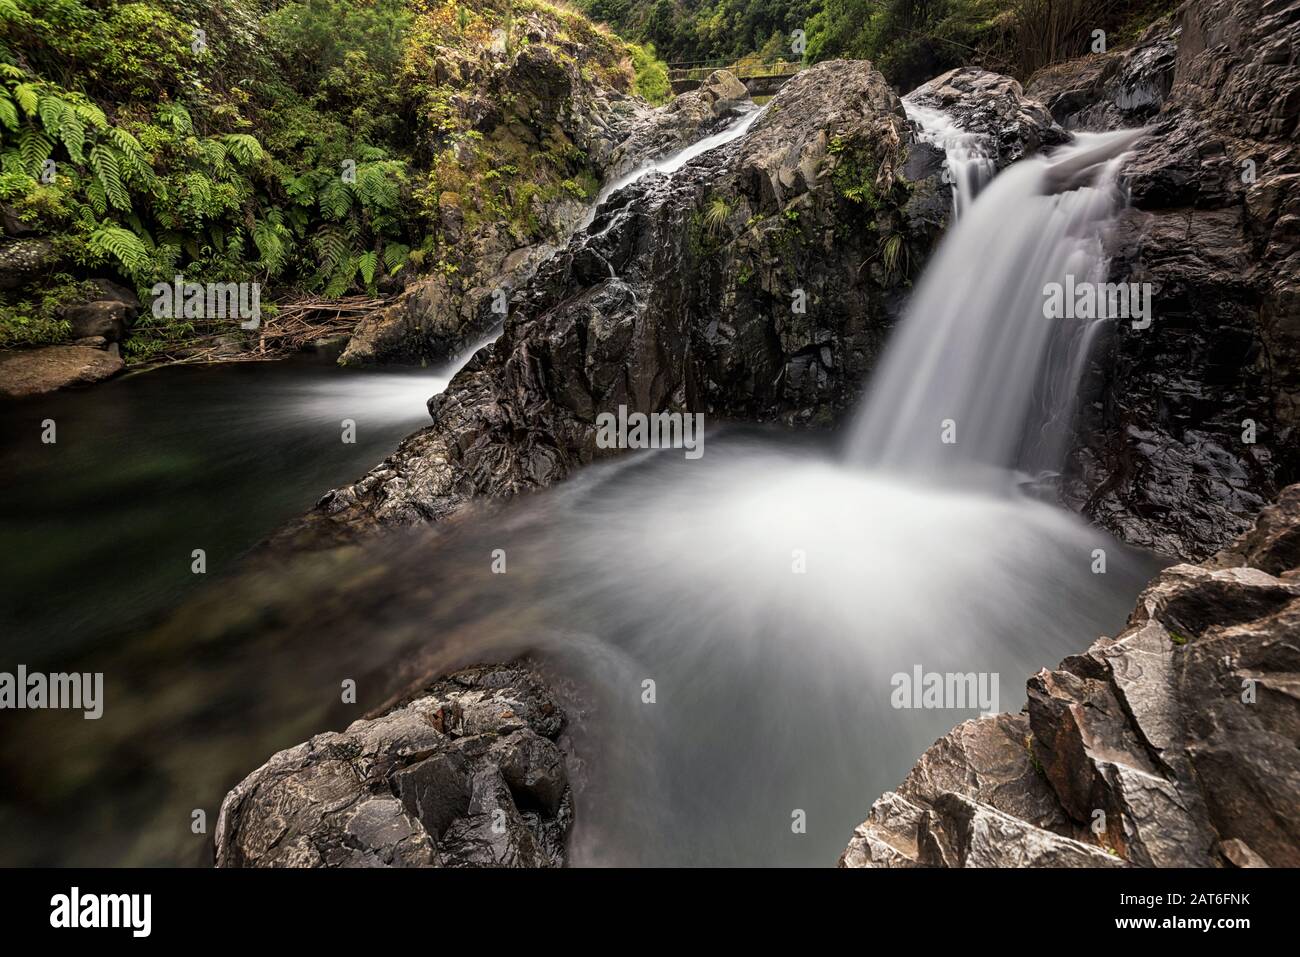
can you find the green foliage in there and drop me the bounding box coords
[583,0,1176,90]
[0,0,424,353]
[0,0,651,356]
[629,42,670,105]
[703,195,730,237]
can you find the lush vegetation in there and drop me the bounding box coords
[580,0,1180,90]
[0,0,667,359]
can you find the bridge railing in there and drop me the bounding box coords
[666,58,804,84]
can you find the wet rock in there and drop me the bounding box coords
[0,345,124,399]
[275,59,948,546]
[605,70,750,180]
[339,21,661,367]
[841,482,1300,868]
[1028,0,1300,559]
[214,663,573,868]
[908,67,1069,166]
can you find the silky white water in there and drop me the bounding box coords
[903,99,996,217]
[581,105,765,229]
[2,105,1162,867]
[846,124,1145,482]
[335,109,1159,865]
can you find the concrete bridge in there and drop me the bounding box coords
[667,59,803,97]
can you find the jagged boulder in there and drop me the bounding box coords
[604,70,750,180]
[1028,0,1300,559]
[214,664,574,868]
[907,67,1068,166]
[272,59,949,545]
[841,483,1300,868]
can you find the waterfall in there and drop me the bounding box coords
[902,99,996,218]
[845,122,1145,483]
[581,105,765,230]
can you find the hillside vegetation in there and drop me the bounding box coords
[0,0,667,359]
[580,0,1179,89]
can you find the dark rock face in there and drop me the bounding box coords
[0,345,124,398]
[338,49,745,367]
[907,67,1069,166]
[1028,0,1300,559]
[604,70,751,180]
[214,664,574,868]
[274,60,947,546]
[841,483,1300,868]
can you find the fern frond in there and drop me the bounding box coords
[89,225,151,275]
[356,162,400,210]
[89,143,130,211]
[382,243,410,273]
[157,102,192,135]
[13,83,38,117]
[38,94,66,138]
[252,219,289,274]
[18,127,53,176]
[106,127,145,160]
[313,226,349,276]
[72,101,108,130]
[320,178,352,220]
[357,250,378,286]
[221,133,265,166]
[59,112,85,163]
[0,91,16,131]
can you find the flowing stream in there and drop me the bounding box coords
[0,105,1161,867]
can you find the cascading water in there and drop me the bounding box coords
[1,105,1164,868]
[902,99,996,217]
[846,123,1146,483]
[580,105,765,230]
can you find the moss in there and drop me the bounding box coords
[1025,735,1047,779]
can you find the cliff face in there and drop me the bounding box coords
[1029,0,1300,560]
[841,483,1300,869]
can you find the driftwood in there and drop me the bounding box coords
[132,294,392,368]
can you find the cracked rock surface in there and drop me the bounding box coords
[841,483,1300,868]
[214,663,573,867]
